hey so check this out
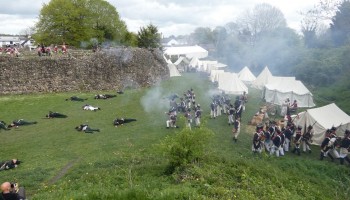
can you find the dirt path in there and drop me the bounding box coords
[47,158,81,185]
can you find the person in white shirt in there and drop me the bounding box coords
[82,104,100,111]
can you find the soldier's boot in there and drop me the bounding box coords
[340,158,345,165]
[297,148,301,156]
[292,148,296,154]
[328,154,335,162]
[320,152,324,160]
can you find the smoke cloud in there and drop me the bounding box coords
[140,85,169,113]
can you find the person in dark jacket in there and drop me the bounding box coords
[0,181,26,200]
[7,119,37,128]
[75,124,100,133]
[65,96,87,102]
[0,159,21,171]
[46,111,67,118]
[113,117,137,127]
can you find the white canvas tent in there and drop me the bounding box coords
[251,66,273,89]
[163,45,208,59]
[167,63,181,77]
[209,69,224,82]
[295,103,350,145]
[197,60,218,73]
[217,72,248,95]
[238,66,256,83]
[189,57,199,67]
[217,63,227,68]
[197,60,228,73]
[264,79,315,107]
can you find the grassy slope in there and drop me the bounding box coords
[1,73,350,200]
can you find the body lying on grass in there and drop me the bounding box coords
[94,94,116,99]
[75,124,100,133]
[46,111,67,118]
[65,96,88,102]
[7,119,37,128]
[82,104,101,111]
[113,117,137,127]
[0,159,21,171]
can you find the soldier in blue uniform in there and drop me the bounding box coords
[252,124,264,154]
[292,126,303,156]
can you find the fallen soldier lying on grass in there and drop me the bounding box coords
[7,119,37,128]
[0,159,22,171]
[113,117,137,127]
[75,124,100,133]
[82,104,101,111]
[65,96,88,102]
[46,111,68,118]
[94,94,116,99]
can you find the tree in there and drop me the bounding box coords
[189,27,214,45]
[330,1,350,46]
[238,3,287,45]
[122,31,138,47]
[300,0,343,48]
[137,24,161,48]
[19,26,36,37]
[33,0,128,47]
[86,0,127,42]
[301,16,318,48]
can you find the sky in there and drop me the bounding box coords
[0,0,322,37]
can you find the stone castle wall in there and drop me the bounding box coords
[0,48,169,94]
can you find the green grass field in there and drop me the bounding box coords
[1,73,350,200]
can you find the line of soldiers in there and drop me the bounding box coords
[252,121,314,157]
[320,127,350,165]
[209,93,245,125]
[209,92,246,142]
[251,120,350,166]
[165,88,202,129]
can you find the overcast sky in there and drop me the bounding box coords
[0,0,322,37]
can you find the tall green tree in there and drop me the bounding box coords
[33,0,128,47]
[86,0,127,42]
[137,24,161,48]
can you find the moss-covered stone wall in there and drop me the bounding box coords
[0,48,169,94]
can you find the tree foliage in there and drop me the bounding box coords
[238,3,287,45]
[330,1,350,46]
[33,0,128,47]
[137,24,162,48]
[189,27,214,45]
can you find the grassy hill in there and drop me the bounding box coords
[1,73,350,200]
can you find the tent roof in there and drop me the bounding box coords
[265,79,310,95]
[307,103,350,129]
[209,69,224,82]
[217,63,227,68]
[163,45,208,59]
[167,63,181,77]
[189,57,199,67]
[238,66,256,82]
[251,66,273,89]
[217,72,248,95]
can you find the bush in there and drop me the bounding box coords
[158,127,214,174]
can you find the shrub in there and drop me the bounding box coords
[158,127,213,174]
